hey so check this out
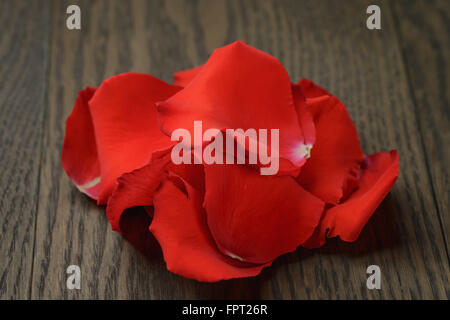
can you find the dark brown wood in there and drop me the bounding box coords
[0,0,448,299]
[0,1,50,299]
[392,0,449,252]
[254,0,450,299]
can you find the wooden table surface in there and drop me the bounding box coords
[0,0,449,300]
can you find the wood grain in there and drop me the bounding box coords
[0,1,50,299]
[392,0,449,252]
[0,0,447,299]
[251,0,450,299]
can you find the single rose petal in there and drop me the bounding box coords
[118,206,155,258]
[158,41,312,174]
[106,156,170,232]
[150,175,271,282]
[297,92,364,204]
[106,147,205,233]
[292,84,316,148]
[62,87,101,199]
[173,65,203,87]
[89,73,180,204]
[303,150,399,248]
[203,164,324,264]
[167,162,205,195]
[297,78,330,98]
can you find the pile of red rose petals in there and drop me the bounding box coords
[62,41,399,282]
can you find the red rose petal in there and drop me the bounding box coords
[173,65,203,87]
[117,206,155,258]
[158,41,312,174]
[297,91,364,204]
[297,78,331,98]
[151,176,270,282]
[62,87,101,200]
[303,150,399,248]
[106,146,205,233]
[89,73,180,204]
[292,84,315,147]
[106,156,170,232]
[167,162,206,195]
[203,164,324,264]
